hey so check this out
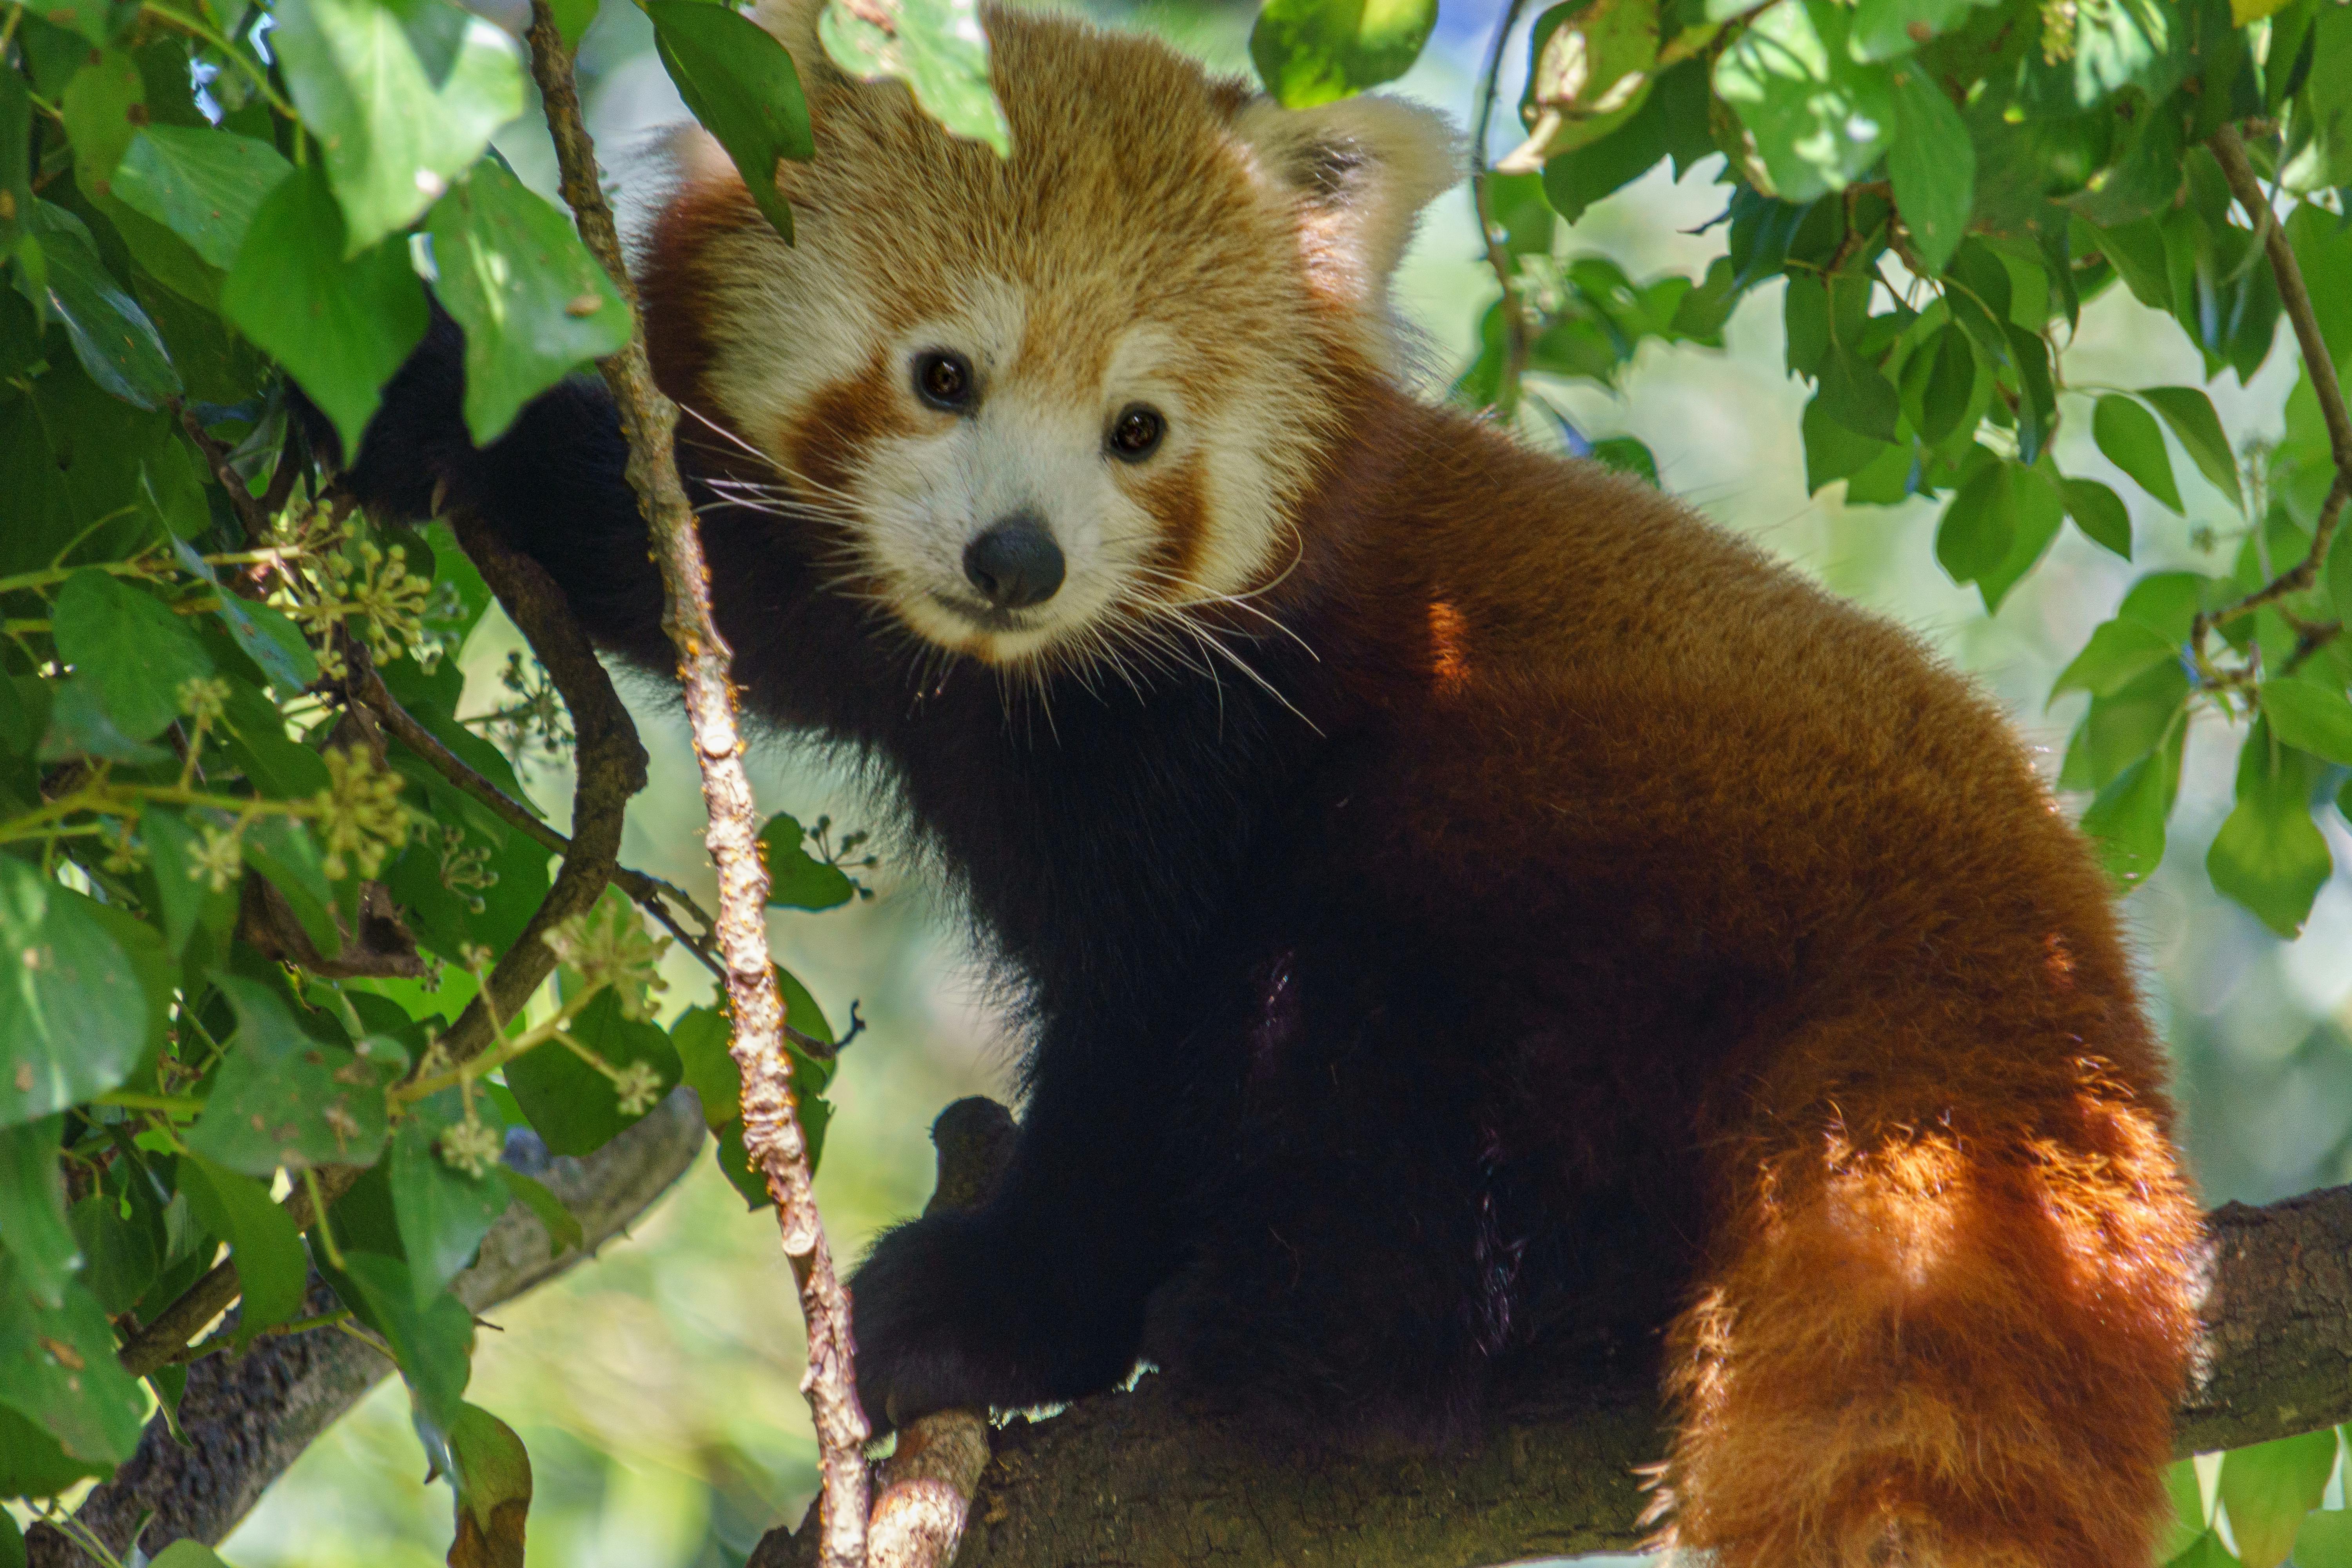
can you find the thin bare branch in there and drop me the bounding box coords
[1469,0,1537,417]
[520,9,870,1566]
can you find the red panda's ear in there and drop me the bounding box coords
[1232,93,1461,316]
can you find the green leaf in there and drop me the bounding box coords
[1847,0,1997,60]
[0,1401,110,1499]
[272,0,525,256]
[1816,343,1902,441]
[551,0,598,50]
[0,855,148,1130]
[2166,1529,2244,1568]
[111,126,294,271]
[1903,321,1975,447]
[67,1193,158,1316]
[1590,435,1660,485]
[185,975,399,1172]
[2218,1425,2339,1568]
[652,0,817,244]
[670,1003,739,1128]
[1934,456,2013,590]
[240,815,343,960]
[1886,67,1972,272]
[2060,476,2132,558]
[329,1250,472,1432]
[497,1169,582,1255]
[2016,0,2180,115]
[1801,392,1894,493]
[51,568,216,742]
[1714,0,1895,203]
[149,1544,234,1568]
[60,47,145,198]
[2052,617,2178,703]
[818,0,1009,154]
[1542,55,1712,222]
[2157,1457,2210,1562]
[178,1154,310,1349]
[758,812,857,911]
[223,162,430,457]
[0,1503,20,1566]
[425,161,632,445]
[503,989,681,1157]
[0,1262,149,1467]
[15,200,182,410]
[1247,0,1439,108]
[2003,321,2057,466]
[172,539,319,696]
[1499,0,1662,169]
[2139,384,2244,510]
[2079,730,2180,889]
[2208,718,2332,940]
[2298,1503,2352,1568]
[390,1102,510,1306]
[2092,392,2183,512]
[2261,676,2352,766]
[445,1402,534,1568]
[37,675,171,767]
[0,1117,81,1308]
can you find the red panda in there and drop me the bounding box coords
[334,4,2206,1563]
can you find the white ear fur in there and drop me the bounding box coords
[1232,93,1462,319]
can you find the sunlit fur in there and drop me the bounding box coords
[337,7,2205,1564]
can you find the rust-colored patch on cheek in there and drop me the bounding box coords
[1137,464,1209,592]
[786,350,917,503]
[1428,600,1472,695]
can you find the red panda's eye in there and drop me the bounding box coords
[1108,405,1164,461]
[915,351,975,410]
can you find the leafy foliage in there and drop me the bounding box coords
[0,0,893,1554]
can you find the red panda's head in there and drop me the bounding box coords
[635,1,1458,670]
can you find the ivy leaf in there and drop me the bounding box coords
[329,1251,473,1434]
[1495,0,1661,171]
[1800,393,1894,494]
[0,69,33,258]
[0,855,148,1130]
[2092,393,2183,512]
[111,126,294,270]
[59,47,146,199]
[445,1402,534,1568]
[271,0,526,256]
[1848,0,1998,61]
[424,160,632,445]
[50,568,216,742]
[1815,344,1902,441]
[2260,677,2352,766]
[2003,322,2057,466]
[185,976,400,1173]
[2079,731,2180,889]
[0,1262,149,1467]
[2207,718,2331,940]
[0,1402,109,1500]
[2138,385,2243,510]
[1590,435,1660,485]
[1713,0,1895,203]
[2051,617,2179,703]
[551,0,599,50]
[172,539,319,696]
[817,0,1009,154]
[240,815,343,960]
[389,1099,510,1307]
[1249,0,1439,108]
[223,162,430,457]
[14,200,182,410]
[0,1117,82,1309]
[758,812,857,911]
[2298,1503,2352,1568]
[504,989,681,1157]
[148,1545,234,1568]
[67,1194,158,1316]
[177,1154,309,1349]
[1885,67,1972,272]
[2217,1425,2340,1568]
[2059,476,2132,559]
[650,0,817,243]
[2015,0,2181,115]
[670,1004,740,1127]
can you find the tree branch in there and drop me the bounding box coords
[111,507,651,1380]
[1468,0,1536,417]
[2192,125,2352,652]
[519,9,869,1566]
[27,1091,707,1567]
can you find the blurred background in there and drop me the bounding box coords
[218,1,2348,1563]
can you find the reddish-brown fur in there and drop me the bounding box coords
[357,9,2205,1558]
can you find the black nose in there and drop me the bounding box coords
[962,513,1065,610]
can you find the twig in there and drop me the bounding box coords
[520,8,871,1568]
[114,497,651,1380]
[1469,0,1537,417]
[172,399,272,542]
[342,644,725,974]
[2192,126,2352,655]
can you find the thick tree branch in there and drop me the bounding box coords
[520,9,868,1565]
[112,510,650,1380]
[27,1092,707,1567]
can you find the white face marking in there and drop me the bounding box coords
[714,267,1295,668]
